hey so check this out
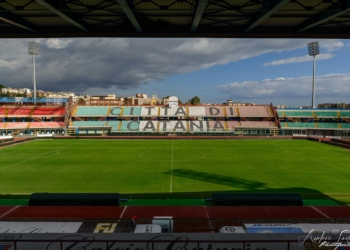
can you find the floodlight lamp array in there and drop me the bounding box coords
[308,41,320,56]
[28,42,40,55]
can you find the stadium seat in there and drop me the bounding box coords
[240,121,276,128]
[188,107,206,117]
[140,107,159,117]
[74,106,109,117]
[72,121,107,127]
[238,106,272,117]
[120,121,140,132]
[139,121,158,132]
[207,121,227,132]
[314,111,338,118]
[32,107,66,116]
[107,121,121,132]
[122,106,142,116]
[189,120,208,132]
[30,122,64,128]
[317,123,339,129]
[285,122,316,128]
[283,111,313,117]
[224,107,238,117]
[159,107,188,117]
[205,106,224,117]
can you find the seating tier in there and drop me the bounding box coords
[30,122,64,128]
[285,122,316,128]
[32,107,65,116]
[74,106,109,117]
[283,111,313,117]
[238,106,271,117]
[122,106,142,116]
[224,107,238,117]
[7,108,32,117]
[205,107,224,117]
[317,123,339,129]
[140,107,159,117]
[188,107,206,117]
[72,121,107,127]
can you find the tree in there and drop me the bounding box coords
[0,84,5,97]
[77,97,86,105]
[189,96,200,105]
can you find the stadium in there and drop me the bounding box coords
[1,0,350,248]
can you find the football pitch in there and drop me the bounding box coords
[1,139,350,205]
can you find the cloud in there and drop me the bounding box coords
[0,38,345,94]
[263,54,333,66]
[321,41,344,52]
[216,73,350,105]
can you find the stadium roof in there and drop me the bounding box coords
[0,0,349,39]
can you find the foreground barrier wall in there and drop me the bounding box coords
[0,233,342,250]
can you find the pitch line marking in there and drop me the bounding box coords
[0,144,71,171]
[119,205,128,219]
[0,206,19,218]
[203,206,215,233]
[273,144,350,175]
[311,206,330,218]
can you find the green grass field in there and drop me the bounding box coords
[1,139,350,205]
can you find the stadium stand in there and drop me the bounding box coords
[240,121,276,128]
[120,121,139,132]
[7,107,33,117]
[139,121,158,132]
[122,106,142,117]
[189,120,208,132]
[188,107,206,117]
[5,122,28,129]
[226,121,240,131]
[205,107,224,117]
[140,107,159,117]
[0,107,7,117]
[108,121,121,133]
[341,123,350,129]
[284,122,316,128]
[207,121,227,132]
[30,122,64,128]
[340,111,350,118]
[169,120,188,132]
[283,111,314,117]
[224,107,238,117]
[31,107,66,116]
[74,106,109,117]
[314,111,338,118]
[238,106,272,117]
[109,107,122,117]
[72,121,107,127]
[316,123,340,129]
[160,107,188,117]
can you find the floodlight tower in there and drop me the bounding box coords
[28,42,40,105]
[308,41,320,109]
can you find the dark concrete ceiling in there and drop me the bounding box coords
[0,0,349,38]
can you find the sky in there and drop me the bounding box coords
[0,38,349,107]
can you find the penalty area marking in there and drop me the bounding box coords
[0,144,72,171]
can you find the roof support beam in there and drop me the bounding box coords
[0,7,37,32]
[117,0,142,32]
[244,0,291,32]
[35,0,88,31]
[191,0,209,32]
[297,0,350,32]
